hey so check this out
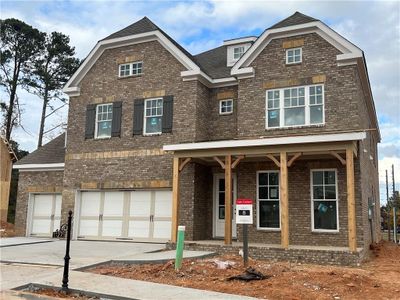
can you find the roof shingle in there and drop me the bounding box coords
[269,12,318,29]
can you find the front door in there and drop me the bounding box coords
[213,174,237,238]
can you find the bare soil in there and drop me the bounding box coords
[0,220,15,237]
[87,241,400,300]
[29,288,98,299]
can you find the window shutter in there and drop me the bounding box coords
[111,101,122,137]
[85,104,96,139]
[133,99,144,135]
[162,95,173,133]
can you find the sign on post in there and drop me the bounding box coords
[236,199,253,224]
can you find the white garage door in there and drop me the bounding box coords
[78,190,172,242]
[30,194,62,237]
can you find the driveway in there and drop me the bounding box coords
[0,238,165,268]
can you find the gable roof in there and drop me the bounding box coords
[14,133,65,166]
[269,11,318,29]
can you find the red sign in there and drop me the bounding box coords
[236,199,252,205]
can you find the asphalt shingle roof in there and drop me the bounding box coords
[269,12,318,29]
[194,45,231,79]
[15,133,65,165]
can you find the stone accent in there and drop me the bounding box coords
[142,90,165,98]
[216,91,235,100]
[80,179,171,189]
[282,39,305,49]
[116,55,144,64]
[262,74,327,89]
[65,149,165,160]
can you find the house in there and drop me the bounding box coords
[13,12,380,265]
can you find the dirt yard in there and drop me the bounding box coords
[87,241,400,300]
[0,220,15,237]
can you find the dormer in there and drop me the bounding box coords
[224,36,257,67]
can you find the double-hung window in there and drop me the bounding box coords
[219,99,233,115]
[95,103,113,138]
[119,62,143,77]
[257,171,280,229]
[311,170,338,231]
[144,98,163,135]
[286,47,302,64]
[266,84,324,128]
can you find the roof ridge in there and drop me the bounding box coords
[269,11,319,30]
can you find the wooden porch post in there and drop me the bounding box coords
[280,152,289,249]
[346,148,357,252]
[171,157,180,243]
[225,155,232,245]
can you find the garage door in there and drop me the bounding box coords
[78,190,172,242]
[30,194,62,237]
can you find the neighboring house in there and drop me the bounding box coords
[14,12,380,265]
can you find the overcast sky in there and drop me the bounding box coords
[1,0,399,200]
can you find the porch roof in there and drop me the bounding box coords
[163,131,366,153]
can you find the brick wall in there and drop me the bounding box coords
[14,171,64,235]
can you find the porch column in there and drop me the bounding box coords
[280,151,289,249]
[171,157,180,243]
[225,155,232,245]
[346,148,357,252]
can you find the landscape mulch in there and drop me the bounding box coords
[87,241,400,300]
[0,220,15,237]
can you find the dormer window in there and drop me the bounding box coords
[233,46,245,60]
[286,48,302,64]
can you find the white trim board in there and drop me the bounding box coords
[163,132,366,152]
[13,163,65,171]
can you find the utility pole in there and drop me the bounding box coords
[392,164,397,243]
[386,170,391,241]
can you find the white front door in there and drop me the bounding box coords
[213,174,237,238]
[30,194,62,237]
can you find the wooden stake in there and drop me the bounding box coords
[280,152,289,249]
[171,157,180,243]
[346,148,357,252]
[225,155,232,245]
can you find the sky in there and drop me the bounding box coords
[1,0,399,201]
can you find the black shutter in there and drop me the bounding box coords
[85,104,96,139]
[133,99,144,136]
[162,95,173,133]
[111,101,122,137]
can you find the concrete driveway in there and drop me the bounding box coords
[0,238,165,268]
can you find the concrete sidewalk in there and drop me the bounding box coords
[33,269,257,300]
[0,237,54,248]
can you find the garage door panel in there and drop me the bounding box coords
[128,220,150,238]
[103,192,124,217]
[31,219,51,235]
[153,220,171,239]
[81,192,101,216]
[55,195,62,217]
[102,220,123,237]
[79,220,99,236]
[130,191,151,217]
[154,191,172,218]
[33,195,53,216]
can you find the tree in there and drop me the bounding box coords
[0,18,45,140]
[26,31,80,147]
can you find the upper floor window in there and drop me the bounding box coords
[95,103,113,139]
[266,84,324,128]
[311,170,338,231]
[233,46,245,60]
[119,61,143,77]
[144,98,163,135]
[286,47,302,64]
[219,99,233,115]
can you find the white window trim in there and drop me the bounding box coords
[265,84,325,129]
[143,97,163,136]
[286,47,302,64]
[310,168,340,233]
[219,99,233,115]
[256,170,281,231]
[118,61,143,78]
[94,103,113,139]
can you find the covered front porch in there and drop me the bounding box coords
[164,132,366,253]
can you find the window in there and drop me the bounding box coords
[257,171,280,229]
[144,98,163,135]
[286,47,302,64]
[266,84,324,128]
[233,46,245,60]
[95,103,113,138]
[119,61,143,77]
[311,170,338,231]
[219,99,233,115]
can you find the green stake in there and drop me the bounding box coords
[175,225,185,270]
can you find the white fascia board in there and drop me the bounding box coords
[13,163,65,171]
[181,70,238,87]
[231,21,363,76]
[163,132,366,152]
[63,31,201,96]
[223,36,257,46]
